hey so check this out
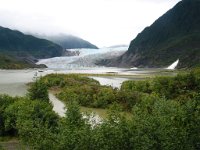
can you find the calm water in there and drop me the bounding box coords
[89,76,132,88]
[0,70,35,96]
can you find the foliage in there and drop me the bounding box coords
[4,98,59,149]
[42,74,119,108]
[91,116,131,149]
[0,95,16,136]
[41,70,200,112]
[57,101,92,150]
[41,74,100,87]
[121,80,152,93]
[130,94,200,150]
[28,80,49,102]
[0,54,34,69]
[64,101,85,128]
[121,69,200,102]
[1,69,200,149]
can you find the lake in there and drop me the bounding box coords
[0,68,174,96]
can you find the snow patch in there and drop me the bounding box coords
[166,59,179,70]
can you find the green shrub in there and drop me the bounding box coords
[28,80,49,102]
[4,99,59,149]
[0,95,16,136]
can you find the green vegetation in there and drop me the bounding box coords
[0,69,200,149]
[41,69,200,112]
[0,84,59,149]
[122,69,200,102]
[106,0,200,68]
[41,74,122,109]
[28,80,49,102]
[0,53,36,69]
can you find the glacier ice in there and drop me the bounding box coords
[37,46,128,69]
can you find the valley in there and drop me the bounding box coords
[0,0,200,149]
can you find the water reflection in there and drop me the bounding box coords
[89,76,131,88]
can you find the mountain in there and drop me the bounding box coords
[39,34,98,49]
[0,26,64,68]
[0,26,64,58]
[106,0,200,68]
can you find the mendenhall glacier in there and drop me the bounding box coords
[37,46,128,69]
[37,45,180,71]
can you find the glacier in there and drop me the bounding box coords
[37,46,128,69]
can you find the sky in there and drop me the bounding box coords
[0,0,181,47]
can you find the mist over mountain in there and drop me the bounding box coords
[108,45,129,48]
[37,34,98,49]
[0,26,64,68]
[104,0,200,68]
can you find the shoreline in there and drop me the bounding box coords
[0,68,176,97]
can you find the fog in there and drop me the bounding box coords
[0,0,181,47]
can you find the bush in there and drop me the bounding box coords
[93,87,116,108]
[121,80,152,93]
[0,95,16,136]
[130,94,200,149]
[121,69,200,102]
[28,80,49,102]
[4,99,59,149]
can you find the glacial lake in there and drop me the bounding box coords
[0,68,175,96]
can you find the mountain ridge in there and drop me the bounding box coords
[0,26,64,68]
[104,0,200,68]
[0,26,64,58]
[36,34,98,49]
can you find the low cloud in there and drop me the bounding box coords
[0,0,181,47]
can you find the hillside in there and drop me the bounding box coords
[39,34,98,49]
[106,0,200,68]
[0,26,64,69]
[0,54,33,69]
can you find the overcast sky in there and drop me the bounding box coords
[0,0,181,47]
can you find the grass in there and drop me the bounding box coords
[0,136,18,142]
[0,137,28,150]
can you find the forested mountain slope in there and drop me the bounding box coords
[107,0,200,68]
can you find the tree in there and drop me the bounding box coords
[28,80,49,102]
[58,101,92,150]
[4,99,59,149]
[0,95,16,136]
